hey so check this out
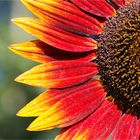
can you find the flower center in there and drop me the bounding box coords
[96,0,140,117]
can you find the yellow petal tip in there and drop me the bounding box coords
[11,18,16,23]
[15,76,20,82]
[26,126,34,131]
[8,44,17,51]
[16,108,26,117]
[16,111,23,117]
[11,17,32,25]
[11,18,22,24]
[8,45,21,55]
[16,109,32,118]
[15,75,25,83]
[26,123,40,131]
[8,45,13,50]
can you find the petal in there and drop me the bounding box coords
[12,18,97,52]
[71,0,116,17]
[55,122,83,140]
[26,79,106,131]
[111,114,139,140]
[112,0,132,7]
[15,61,98,88]
[21,0,103,35]
[112,0,125,7]
[9,40,96,63]
[72,99,121,140]
[139,119,140,135]
[17,88,72,117]
[17,79,101,117]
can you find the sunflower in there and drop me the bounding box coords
[10,0,140,139]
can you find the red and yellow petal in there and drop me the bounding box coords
[72,100,121,140]
[12,18,97,52]
[21,0,103,35]
[17,79,101,117]
[71,0,116,17]
[24,79,106,131]
[17,88,71,117]
[56,99,122,140]
[111,114,139,140]
[55,121,83,140]
[15,61,98,88]
[9,40,96,63]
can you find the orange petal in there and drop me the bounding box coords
[15,61,98,88]
[9,40,96,63]
[26,79,106,131]
[21,0,103,35]
[12,18,97,52]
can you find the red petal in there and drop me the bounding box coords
[112,0,132,7]
[56,122,83,140]
[71,99,121,139]
[21,0,103,35]
[111,114,139,140]
[139,119,140,135]
[71,0,116,17]
[112,0,125,6]
[12,18,97,52]
[9,40,96,63]
[26,79,106,131]
[15,61,98,88]
[124,0,132,4]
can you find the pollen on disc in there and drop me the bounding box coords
[96,0,140,117]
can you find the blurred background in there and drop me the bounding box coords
[0,1,59,139]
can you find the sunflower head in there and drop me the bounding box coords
[10,0,140,139]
